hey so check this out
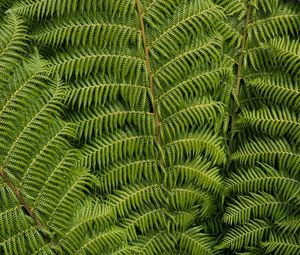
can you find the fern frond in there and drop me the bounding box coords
[74,226,125,255]
[276,216,300,235]
[239,106,300,143]
[269,37,300,75]
[65,75,148,110]
[12,0,135,19]
[170,186,216,218]
[225,164,300,200]
[107,184,165,217]
[172,157,223,194]
[121,208,168,242]
[158,64,231,106]
[68,104,154,141]
[245,73,300,110]
[34,14,139,48]
[165,128,226,165]
[262,233,300,255]
[213,0,246,16]
[0,12,27,80]
[99,160,159,193]
[148,1,224,59]
[137,231,176,255]
[224,192,290,225]
[155,35,222,88]
[50,47,145,80]
[58,199,116,253]
[162,97,224,130]
[219,219,270,250]
[232,137,300,176]
[178,227,217,255]
[80,130,155,170]
[248,6,300,42]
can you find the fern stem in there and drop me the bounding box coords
[228,2,253,154]
[0,169,60,254]
[135,0,163,159]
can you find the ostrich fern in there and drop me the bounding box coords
[0,0,299,254]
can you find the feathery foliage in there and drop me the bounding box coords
[0,0,300,254]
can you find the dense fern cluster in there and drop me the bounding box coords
[0,0,300,254]
[214,0,300,254]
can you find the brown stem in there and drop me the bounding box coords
[0,169,59,254]
[228,4,253,154]
[135,0,163,157]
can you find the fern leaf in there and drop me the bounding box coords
[225,164,300,201]
[262,233,300,255]
[219,219,270,250]
[224,192,291,225]
[239,106,300,143]
[232,137,300,176]
[178,227,217,255]
[80,130,156,170]
[165,128,226,165]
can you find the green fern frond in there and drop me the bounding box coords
[178,227,217,255]
[276,216,300,235]
[65,75,148,110]
[171,157,223,194]
[248,6,300,42]
[165,128,226,165]
[137,231,176,255]
[69,104,154,141]
[239,106,300,143]
[98,160,159,193]
[245,73,300,110]
[224,192,291,225]
[170,185,216,218]
[0,12,27,80]
[232,137,300,176]
[33,14,139,48]
[155,35,222,88]
[262,233,300,255]
[50,47,145,80]
[148,1,224,59]
[268,37,300,75]
[80,130,156,170]
[225,164,300,200]
[74,226,125,255]
[213,0,246,16]
[219,219,270,250]
[162,97,224,130]
[12,0,135,19]
[107,184,166,218]
[158,64,231,107]
[121,208,168,242]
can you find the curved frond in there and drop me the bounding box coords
[269,37,300,75]
[165,128,225,165]
[262,233,300,255]
[225,164,300,201]
[107,184,165,217]
[172,157,223,194]
[0,12,27,81]
[239,106,300,143]
[224,192,290,225]
[80,130,155,170]
[178,227,217,255]
[232,137,300,176]
[219,219,270,250]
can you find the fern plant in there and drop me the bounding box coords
[0,0,300,254]
[214,0,300,254]
[0,13,132,255]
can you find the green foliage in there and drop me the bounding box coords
[0,0,300,254]
[0,13,129,255]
